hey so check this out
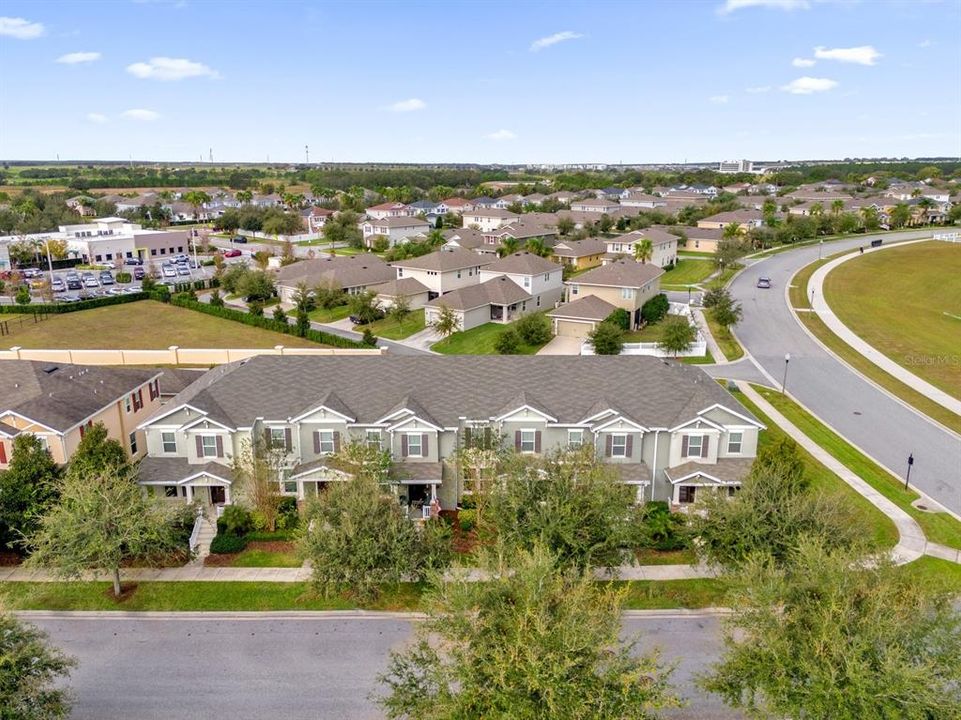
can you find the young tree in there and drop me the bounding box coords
[15,285,31,306]
[496,236,520,258]
[0,435,61,554]
[524,237,551,258]
[209,288,224,307]
[714,237,747,269]
[514,312,552,345]
[494,326,521,354]
[298,470,451,600]
[322,210,363,249]
[239,269,275,301]
[68,422,129,479]
[386,294,411,327]
[379,545,679,719]
[633,237,654,264]
[711,297,743,331]
[556,216,575,235]
[587,321,624,355]
[312,278,345,309]
[26,466,185,596]
[182,190,211,221]
[702,540,961,719]
[431,304,460,337]
[292,281,314,336]
[701,286,730,309]
[232,438,284,534]
[347,290,381,325]
[0,609,76,720]
[640,293,669,324]
[657,315,697,357]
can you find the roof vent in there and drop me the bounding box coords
[42,366,59,375]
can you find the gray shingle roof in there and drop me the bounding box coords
[137,456,233,484]
[274,254,394,291]
[392,247,493,272]
[548,295,617,321]
[0,361,159,433]
[666,457,754,484]
[425,276,531,311]
[370,277,430,297]
[550,237,609,258]
[573,259,665,289]
[152,355,759,431]
[482,251,562,276]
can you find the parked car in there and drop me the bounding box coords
[162,266,177,278]
[66,277,83,290]
[174,254,190,264]
[176,265,191,276]
[231,236,248,244]
[756,277,772,289]
[223,248,242,258]
[108,287,125,296]
[61,294,82,303]
[84,277,99,289]
[99,271,114,285]
[51,278,66,292]
[133,267,146,280]
[125,257,143,266]
[21,268,40,279]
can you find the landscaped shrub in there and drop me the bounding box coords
[209,533,248,554]
[248,301,264,317]
[362,328,377,346]
[514,312,552,345]
[641,293,670,324]
[209,289,224,307]
[272,306,287,323]
[0,292,150,315]
[494,327,521,354]
[115,272,132,283]
[639,501,689,551]
[458,508,477,533]
[14,286,31,305]
[605,307,631,331]
[216,504,253,537]
[276,496,299,531]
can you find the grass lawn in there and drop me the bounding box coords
[309,304,352,323]
[824,240,961,401]
[432,320,550,355]
[623,324,664,342]
[900,556,961,593]
[729,387,899,550]
[789,258,828,309]
[355,309,425,340]
[229,548,303,568]
[660,258,716,288]
[619,578,729,610]
[705,311,744,361]
[754,384,961,551]
[1,300,321,349]
[706,262,743,290]
[681,349,715,365]
[678,250,716,259]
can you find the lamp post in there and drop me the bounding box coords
[818,239,823,259]
[781,353,791,394]
[904,453,914,491]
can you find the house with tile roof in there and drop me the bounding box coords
[136,355,763,511]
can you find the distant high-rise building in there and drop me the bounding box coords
[718,159,755,174]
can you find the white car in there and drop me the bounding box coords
[162,266,177,278]
[83,277,99,288]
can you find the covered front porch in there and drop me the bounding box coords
[287,458,351,500]
[137,456,235,515]
[665,458,753,510]
[392,462,444,520]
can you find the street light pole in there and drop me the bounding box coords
[781,353,791,394]
[818,239,823,259]
[904,453,914,491]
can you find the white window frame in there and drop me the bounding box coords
[567,429,583,449]
[611,433,627,457]
[728,432,743,454]
[128,431,138,455]
[519,429,536,454]
[406,433,423,458]
[200,435,218,458]
[621,287,634,300]
[366,430,381,450]
[281,480,298,495]
[160,432,177,453]
[686,434,703,458]
[269,427,287,449]
[318,430,335,454]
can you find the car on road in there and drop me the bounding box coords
[756,277,772,289]
[133,266,146,280]
[231,235,248,244]
[223,248,242,258]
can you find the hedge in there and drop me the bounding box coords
[0,292,150,315]
[168,294,366,349]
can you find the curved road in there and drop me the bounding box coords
[729,231,961,516]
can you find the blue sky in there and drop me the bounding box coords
[1,0,959,163]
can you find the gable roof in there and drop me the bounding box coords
[550,237,609,258]
[547,295,618,322]
[369,277,430,297]
[426,276,531,311]
[274,254,394,290]
[573,259,664,289]
[391,247,493,272]
[481,251,562,276]
[611,227,680,247]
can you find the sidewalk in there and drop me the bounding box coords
[808,240,961,417]
[738,382,929,565]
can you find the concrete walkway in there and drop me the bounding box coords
[397,325,442,353]
[809,239,961,417]
[738,382,929,565]
[537,335,582,355]
[692,308,727,362]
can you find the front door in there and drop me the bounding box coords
[209,486,226,504]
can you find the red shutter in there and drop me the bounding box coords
[284,428,292,451]
[534,431,541,454]
[0,443,6,465]
[701,435,709,458]
[216,436,224,457]
[422,434,429,457]
[195,436,203,456]
[681,435,689,457]
[514,431,521,451]
[313,431,321,454]
[333,431,341,453]
[605,435,613,457]
[625,435,633,457]
[79,424,85,439]
[401,434,409,457]
[137,389,143,410]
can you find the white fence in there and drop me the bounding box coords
[0,345,385,365]
[934,231,960,243]
[235,230,325,243]
[580,301,708,357]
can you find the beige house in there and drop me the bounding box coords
[697,210,764,231]
[676,226,724,253]
[392,247,493,298]
[424,275,533,332]
[274,255,394,304]
[547,294,619,338]
[461,208,521,233]
[566,260,664,329]
[603,227,679,268]
[550,237,608,271]
[0,361,162,468]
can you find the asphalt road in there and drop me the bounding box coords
[27,612,740,720]
[729,230,961,516]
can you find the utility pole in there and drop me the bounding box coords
[209,147,213,163]
[305,144,309,164]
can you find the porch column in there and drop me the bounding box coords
[430,483,437,500]
[186,485,194,503]
[635,484,645,504]
[224,485,232,505]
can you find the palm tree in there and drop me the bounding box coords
[830,199,845,217]
[525,237,551,257]
[809,202,824,218]
[182,191,211,222]
[497,237,520,258]
[236,190,253,204]
[633,238,653,264]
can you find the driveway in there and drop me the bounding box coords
[537,335,583,355]
[729,230,961,515]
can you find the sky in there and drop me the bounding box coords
[0,0,959,164]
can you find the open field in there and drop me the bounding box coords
[823,240,961,400]
[2,300,322,349]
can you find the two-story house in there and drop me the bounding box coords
[603,228,679,268]
[478,252,565,310]
[550,237,608,271]
[391,247,493,300]
[136,355,763,513]
[0,361,162,469]
[365,202,411,220]
[461,208,521,233]
[564,259,664,330]
[361,216,431,248]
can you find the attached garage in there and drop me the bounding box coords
[554,318,595,339]
[548,295,619,340]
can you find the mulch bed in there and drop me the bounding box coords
[0,550,23,567]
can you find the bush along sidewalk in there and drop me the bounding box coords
[168,293,366,349]
[0,291,151,315]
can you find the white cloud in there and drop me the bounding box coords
[530,31,583,52]
[0,16,45,39]
[486,129,517,141]
[792,57,816,67]
[387,98,426,112]
[57,51,101,64]
[781,76,839,94]
[918,39,935,48]
[709,95,730,104]
[718,0,809,15]
[126,56,219,81]
[122,108,160,121]
[814,45,881,66]
[745,85,771,93]
[86,112,108,124]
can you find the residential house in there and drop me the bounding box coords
[441,197,473,214]
[550,237,608,271]
[495,194,523,209]
[597,187,630,201]
[365,202,411,220]
[570,198,620,213]
[481,219,558,254]
[546,191,576,204]
[461,208,521,233]
[442,227,486,252]
[676,226,724,253]
[135,355,763,511]
[566,259,664,329]
[523,193,547,206]
[361,216,431,248]
[547,294,619,339]
[391,247,493,299]
[301,207,334,234]
[424,276,533,332]
[66,195,97,217]
[369,277,431,310]
[697,210,764,231]
[621,193,667,209]
[0,361,162,468]
[274,254,394,304]
[603,228,679,268]
[407,200,441,216]
[478,252,565,311]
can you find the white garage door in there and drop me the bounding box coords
[555,319,592,339]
